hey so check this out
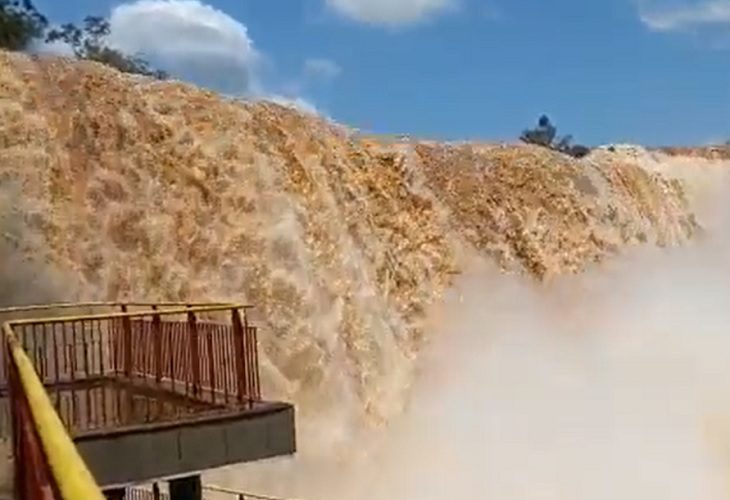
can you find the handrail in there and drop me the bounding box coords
[0,301,253,315]
[4,322,105,499]
[5,303,251,327]
[203,484,306,500]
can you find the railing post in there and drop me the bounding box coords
[243,311,252,400]
[152,306,162,384]
[231,309,247,403]
[188,309,200,395]
[121,305,132,378]
[245,309,261,401]
[0,334,6,392]
[206,325,216,404]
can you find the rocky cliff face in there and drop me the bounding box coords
[0,50,710,427]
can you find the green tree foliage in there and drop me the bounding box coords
[46,16,167,79]
[0,0,47,50]
[520,115,591,159]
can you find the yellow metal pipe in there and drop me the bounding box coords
[4,324,105,500]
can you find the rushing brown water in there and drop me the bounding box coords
[2,49,730,498]
[206,158,730,500]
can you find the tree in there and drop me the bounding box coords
[520,114,591,159]
[0,0,47,50]
[46,16,166,79]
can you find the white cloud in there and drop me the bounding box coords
[638,0,730,31]
[45,0,335,117]
[304,58,342,81]
[325,0,457,26]
[107,0,261,95]
[271,58,341,113]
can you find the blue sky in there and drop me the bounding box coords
[34,0,730,146]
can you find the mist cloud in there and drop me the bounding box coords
[107,0,261,95]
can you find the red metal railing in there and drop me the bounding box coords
[126,484,169,500]
[1,304,261,436]
[110,311,260,406]
[0,303,242,389]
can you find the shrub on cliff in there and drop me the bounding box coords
[520,115,556,148]
[46,17,167,79]
[520,115,591,159]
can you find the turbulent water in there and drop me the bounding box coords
[2,50,730,498]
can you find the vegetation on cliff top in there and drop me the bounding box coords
[520,115,591,159]
[0,0,165,78]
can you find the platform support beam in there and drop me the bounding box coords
[169,474,202,500]
[103,487,126,500]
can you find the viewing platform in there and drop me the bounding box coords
[0,302,296,500]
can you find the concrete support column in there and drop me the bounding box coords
[103,487,126,500]
[169,474,202,500]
